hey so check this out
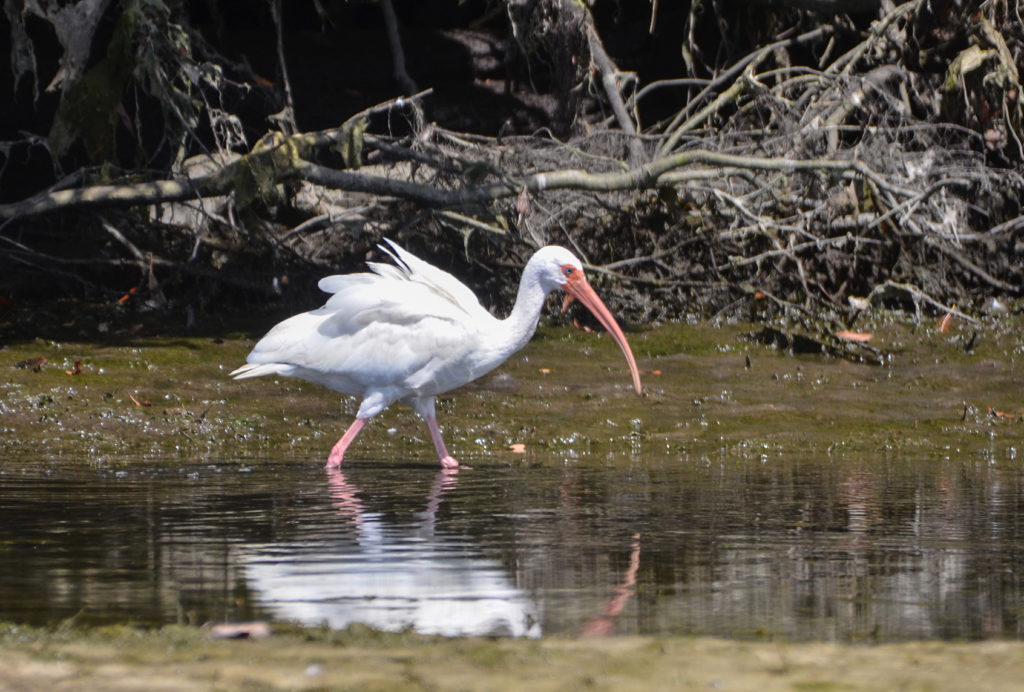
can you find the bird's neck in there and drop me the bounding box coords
[467,259,549,381]
[500,269,549,355]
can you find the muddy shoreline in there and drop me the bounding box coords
[3,623,1024,691]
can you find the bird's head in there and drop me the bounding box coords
[531,246,643,396]
[530,245,584,293]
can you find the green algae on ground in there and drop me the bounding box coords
[2,622,1024,691]
[1,317,1022,466]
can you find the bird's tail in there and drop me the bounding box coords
[229,362,287,379]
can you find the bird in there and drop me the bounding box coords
[231,239,643,469]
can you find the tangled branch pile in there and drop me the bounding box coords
[0,0,1021,337]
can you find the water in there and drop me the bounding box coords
[3,452,1023,640]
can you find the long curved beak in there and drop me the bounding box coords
[564,272,643,395]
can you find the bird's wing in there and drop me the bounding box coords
[318,240,492,322]
[316,268,477,330]
[317,273,379,295]
[248,275,485,394]
[373,239,491,321]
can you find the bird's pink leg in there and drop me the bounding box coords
[326,417,367,469]
[424,415,459,469]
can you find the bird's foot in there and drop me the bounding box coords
[439,455,459,469]
[325,418,366,470]
[325,446,345,469]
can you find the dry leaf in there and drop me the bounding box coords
[65,360,82,375]
[209,622,272,639]
[508,443,526,453]
[129,393,152,407]
[572,318,594,333]
[117,286,139,304]
[988,406,1019,419]
[515,185,531,224]
[937,311,953,333]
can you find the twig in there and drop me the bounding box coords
[269,0,298,135]
[433,209,508,237]
[280,205,372,242]
[634,77,709,103]
[657,25,833,151]
[924,237,1018,292]
[576,2,645,163]
[826,0,922,76]
[865,177,974,236]
[100,219,147,264]
[659,74,752,155]
[870,281,981,325]
[981,214,1024,238]
[727,235,876,268]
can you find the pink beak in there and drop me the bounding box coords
[564,271,643,395]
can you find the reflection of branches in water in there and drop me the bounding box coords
[580,533,641,637]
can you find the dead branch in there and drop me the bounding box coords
[575,3,645,163]
[0,174,235,220]
[0,142,910,221]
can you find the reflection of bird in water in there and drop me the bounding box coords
[326,467,458,536]
[231,239,642,469]
[240,468,541,637]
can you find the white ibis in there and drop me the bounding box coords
[230,239,643,469]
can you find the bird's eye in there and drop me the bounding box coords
[563,266,574,276]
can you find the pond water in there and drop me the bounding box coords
[1,322,1022,640]
[2,450,1023,640]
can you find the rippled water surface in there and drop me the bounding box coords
[3,451,1023,640]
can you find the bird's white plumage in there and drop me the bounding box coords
[372,240,489,319]
[231,239,639,468]
[234,240,533,418]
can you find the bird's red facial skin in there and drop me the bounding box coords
[560,264,582,313]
